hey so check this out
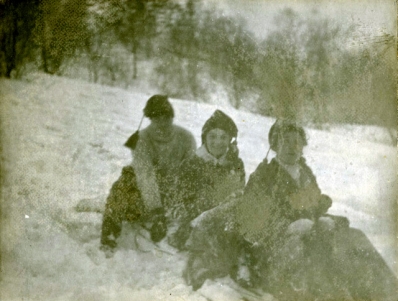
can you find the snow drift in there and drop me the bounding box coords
[0,74,396,300]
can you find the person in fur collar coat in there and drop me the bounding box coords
[100,95,196,254]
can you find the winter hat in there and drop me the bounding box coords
[143,95,174,119]
[201,110,238,144]
[268,119,307,152]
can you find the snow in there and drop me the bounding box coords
[1,73,396,300]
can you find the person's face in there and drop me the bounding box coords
[276,131,305,165]
[205,128,231,159]
[151,116,173,135]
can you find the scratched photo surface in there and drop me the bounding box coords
[0,0,396,300]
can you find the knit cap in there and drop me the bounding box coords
[201,110,238,144]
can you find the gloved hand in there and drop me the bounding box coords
[325,214,350,229]
[318,194,332,214]
[286,218,314,237]
[149,208,167,243]
[314,216,335,232]
[100,240,116,258]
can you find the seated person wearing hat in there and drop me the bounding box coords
[100,95,196,254]
[237,119,398,300]
[168,110,245,251]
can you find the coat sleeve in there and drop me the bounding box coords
[174,158,230,220]
[170,158,203,218]
[237,160,290,245]
[290,162,332,220]
[305,164,333,218]
[131,136,163,212]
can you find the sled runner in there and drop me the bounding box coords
[75,196,105,214]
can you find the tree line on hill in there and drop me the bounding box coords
[0,0,395,131]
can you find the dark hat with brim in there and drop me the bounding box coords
[268,119,307,151]
[124,95,174,150]
[143,95,174,119]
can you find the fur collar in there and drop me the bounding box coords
[147,124,175,143]
[196,145,229,166]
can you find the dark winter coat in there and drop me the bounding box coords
[238,157,331,246]
[167,145,245,250]
[172,145,245,220]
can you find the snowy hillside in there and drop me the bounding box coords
[1,74,396,301]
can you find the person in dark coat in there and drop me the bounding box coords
[100,95,196,255]
[238,120,398,300]
[163,110,246,291]
[168,110,245,252]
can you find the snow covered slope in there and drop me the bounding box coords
[1,74,396,300]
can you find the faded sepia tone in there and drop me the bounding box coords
[0,0,397,300]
